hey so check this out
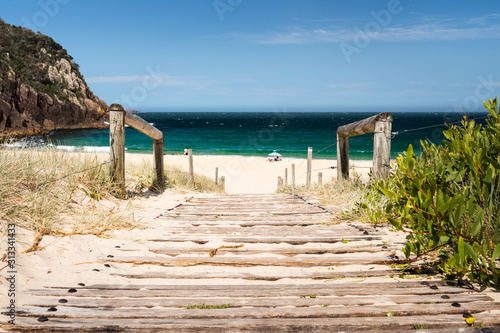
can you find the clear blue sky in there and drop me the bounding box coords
[2,0,500,111]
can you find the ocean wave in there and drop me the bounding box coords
[54,146,125,153]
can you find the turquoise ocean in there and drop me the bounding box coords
[46,109,489,160]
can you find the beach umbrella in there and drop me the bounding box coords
[268,151,282,158]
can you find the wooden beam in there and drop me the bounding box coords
[336,112,393,138]
[124,111,163,141]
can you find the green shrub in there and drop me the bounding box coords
[362,97,500,288]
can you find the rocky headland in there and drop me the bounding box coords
[0,18,108,138]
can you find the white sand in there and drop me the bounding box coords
[127,153,373,194]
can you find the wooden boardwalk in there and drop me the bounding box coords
[3,194,500,332]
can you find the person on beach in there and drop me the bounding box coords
[184,148,188,155]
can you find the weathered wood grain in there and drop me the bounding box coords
[4,314,500,332]
[25,293,493,309]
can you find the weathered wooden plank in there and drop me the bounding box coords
[41,280,463,290]
[107,256,395,267]
[28,286,471,298]
[146,230,380,238]
[112,269,398,280]
[145,246,386,256]
[163,210,329,216]
[4,314,500,332]
[25,293,493,309]
[158,220,335,226]
[148,236,381,244]
[159,213,330,220]
[179,202,320,207]
[13,302,499,320]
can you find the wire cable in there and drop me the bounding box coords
[1,160,112,199]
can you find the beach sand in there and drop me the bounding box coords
[129,153,374,194]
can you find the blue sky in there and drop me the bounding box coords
[2,0,500,111]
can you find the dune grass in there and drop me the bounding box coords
[278,166,371,222]
[0,146,222,252]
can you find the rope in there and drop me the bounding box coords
[392,116,488,136]
[1,160,111,199]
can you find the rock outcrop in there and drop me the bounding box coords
[0,19,108,138]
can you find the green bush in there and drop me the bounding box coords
[363,97,500,288]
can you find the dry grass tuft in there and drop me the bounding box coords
[278,166,369,222]
[0,147,222,253]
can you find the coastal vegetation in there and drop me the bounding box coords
[0,147,223,252]
[362,98,500,288]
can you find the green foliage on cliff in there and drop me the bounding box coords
[0,17,83,100]
[362,98,500,288]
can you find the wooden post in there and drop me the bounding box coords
[215,167,219,185]
[219,176,225,190]
[337,133,349,181]
[318,172,323,185]
[373,115,393,180]
[188,149,194,184]
[109,103,125,197]
[284,168,288,186]
[153,139,164,185]
[277,176,283,189]
[291,163,296,193]
[306,147,312,187]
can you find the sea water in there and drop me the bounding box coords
[46,109,489,160]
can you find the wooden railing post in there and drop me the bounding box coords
[336,112,393,182]
[153,138,164,184]
[337,132,349,182]
[284,168,288,186]
[219,176,225,190]
[306,147,312,187]
[277,176,284,189]
[291,163,296,193]
[109,103,125,197]
[215,167,219,185]
[318,172,323,185]
[188,149,194,184]
[373,115,393,180]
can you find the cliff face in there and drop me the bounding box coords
[0,19,108,137]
